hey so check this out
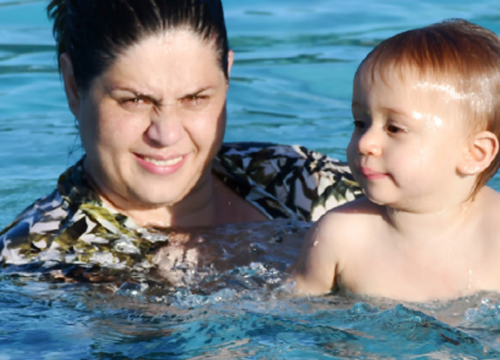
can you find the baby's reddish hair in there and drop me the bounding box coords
[357,19,500,196]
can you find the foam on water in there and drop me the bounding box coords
[2,267,500,359]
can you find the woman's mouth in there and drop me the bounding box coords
[143,156,183,167]
[135,153,188,175]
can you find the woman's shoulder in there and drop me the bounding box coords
[0,160,160,269]
[219,142,338,163]
[218,142,358,180]
[216,142,363,221]
[0,159,89,265]
[0,188,68,264]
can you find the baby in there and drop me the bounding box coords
[293,19,500,302]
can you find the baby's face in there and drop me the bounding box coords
[347,66,470,211]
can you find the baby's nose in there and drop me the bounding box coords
[357,128,382,156]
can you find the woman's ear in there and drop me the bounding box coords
[458,131,499,175]
[60,53,81,118]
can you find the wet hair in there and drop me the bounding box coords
[47,0,229,91]
[356,19,500,197]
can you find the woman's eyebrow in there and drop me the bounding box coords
[182,86,214,97]
[135,92,162,106]
[110,86,163,106]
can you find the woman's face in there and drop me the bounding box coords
[63,30,233,210]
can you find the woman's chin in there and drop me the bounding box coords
[128,192,179,210]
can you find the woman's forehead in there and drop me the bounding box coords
[124,29,218,57]
[89,30,225,96]
[109,29,222,77]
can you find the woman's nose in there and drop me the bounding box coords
[145,108,186,147]
[357,127,382,156]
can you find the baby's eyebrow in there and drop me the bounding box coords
[351,101,367,109]
[352,103,372,116]
[378,106,408,117]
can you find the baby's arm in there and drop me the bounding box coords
[292,215,339,294]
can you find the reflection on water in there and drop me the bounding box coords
[3,259,500,359]
[2,219,500,359]
[150,219,309,288]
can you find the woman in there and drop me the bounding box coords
[0,0,361,273]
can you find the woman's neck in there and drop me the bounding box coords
[86,165,219,229]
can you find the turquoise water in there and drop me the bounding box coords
[2,0,500,358]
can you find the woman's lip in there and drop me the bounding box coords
[135,153,184,161]
[134,153,188,175]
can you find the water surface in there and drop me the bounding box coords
[2,0,500,358]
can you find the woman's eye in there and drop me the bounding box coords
[182,94,208,108]
[120,97,152,109]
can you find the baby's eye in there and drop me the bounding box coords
[353,120,367,130]
[386,124,406,134]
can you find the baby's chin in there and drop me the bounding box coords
[364,193,403,210]
[368,197,386,206]
[360,189,387,206]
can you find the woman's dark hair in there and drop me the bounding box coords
[47,0,229,91]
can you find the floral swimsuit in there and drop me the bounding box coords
[0,143,362,271]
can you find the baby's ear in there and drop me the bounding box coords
[458,131,499,176]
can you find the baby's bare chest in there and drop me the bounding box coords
[336,234,500,301]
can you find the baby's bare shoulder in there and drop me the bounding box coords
[316,197,385,243]
[482,187,500,207]
[322,197,384,224]
[475,187,500,243]
[292,198,386,294]
[479,187,500,221]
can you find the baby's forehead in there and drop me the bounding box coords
[354,63,487,132]
[355,62,465,100]
[358,62,453,87]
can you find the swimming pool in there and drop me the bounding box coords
[2,0,500,358]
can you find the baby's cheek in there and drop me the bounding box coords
[346,140,359,167]
[405,140,435,168]
[402,150,444,190]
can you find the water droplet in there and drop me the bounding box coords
[249,243,266,254]
[270,234,283,243]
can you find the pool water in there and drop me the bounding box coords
[2,0,500,358]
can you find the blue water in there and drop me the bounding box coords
[2,0,500,358]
